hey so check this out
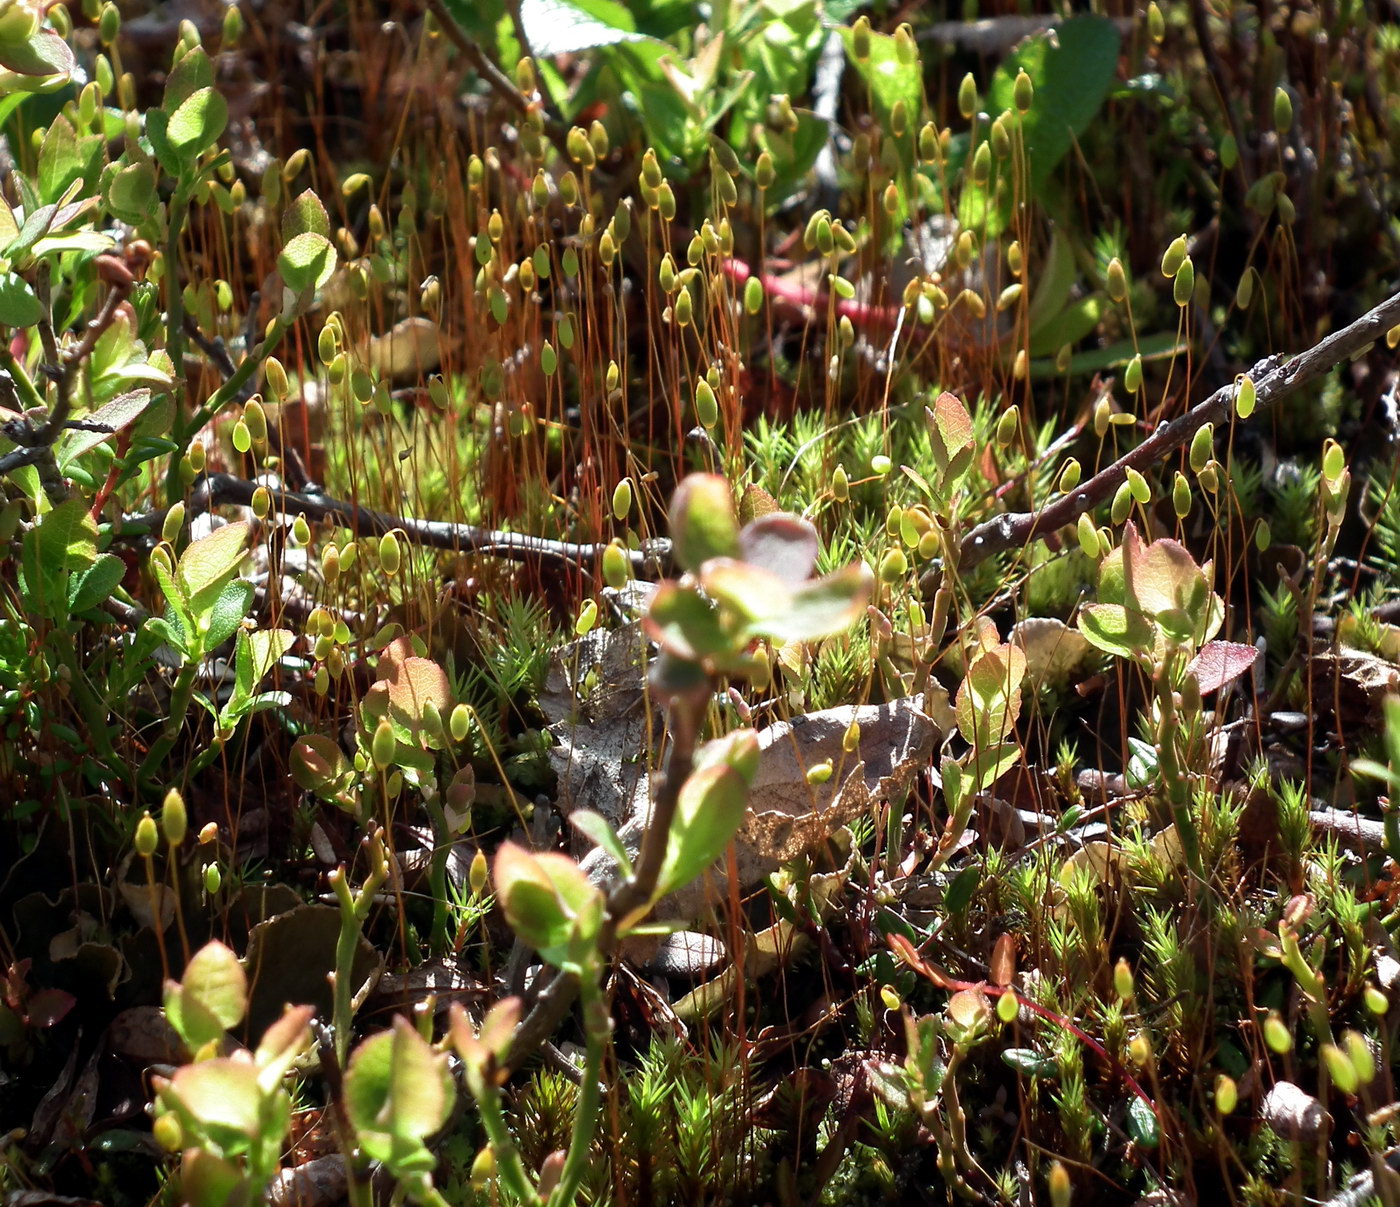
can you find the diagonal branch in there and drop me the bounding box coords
[957,289,1400,573]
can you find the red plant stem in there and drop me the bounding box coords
[720,256,910,333]
[888,932,1160,1118]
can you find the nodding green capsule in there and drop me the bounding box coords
[990,113,1011,159]
[1077,512,1101,557]
[450,704,471,744]
[134,812,158,858]
[244,398,268,445]
[1219,132,1238,171]
[1111,480,1133,524]
[99,1,120,44]
[755,151,775,190]
[673,287,694,326]
[871,453,892,475]
[250,486,271,519]
[1235,374,1256,418]
[1364,985,1389,1015]
[1254,519,1271,551]
[890,99,909,138]
[371,719,397,770]
[851,14,872,60]
[575,599,598,636]
[162,502,185,545]
[695,380,719,428]
[1075,509,1097,557]
[161,788,188,846]
[744,275,764,315]
[658,254,677,293]
[641,148,663,189]
[996,282,1022,312]
[1173,257,1195,307]
[232,418,252,454]
[292,514,311,546]
[894,22,917,65]
[1147,1,1165,42]
[1006,240,1023,276]
[378,531,401,576]
[1273,86,1293,133]
[832,465,849,502]
[603,542,629,590]
[657,182,677,221]
[958,73,978,120]
[204,863,222,895]
[1173,471,1192,518]
[318,324,338,366]
[1013,69,1034,114]
[1126,466,1150,504]
[806,759,833,785]
[1189,423,1214,472]
[1160,234,1188,278]
[540,342,557,376]
[971,141,991,184]
[1124,354,1143,394]
[1106,257,1127,302]
[1057,458,1081,493]
[997,990,1019,1022]
[879,548,908,583]
[996,406,1019,447]
[918,122,939,163]
[1198,461,1220,493]
[611,478,633,522]
[1323,438,1346,483]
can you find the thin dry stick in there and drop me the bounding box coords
[125,472,673,575]
[957,289,1400,573]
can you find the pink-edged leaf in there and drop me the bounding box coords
[737,513,819,585]
[1186,641,1259,695]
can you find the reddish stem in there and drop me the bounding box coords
[720,256,910,333]
[888,932,1160,1118]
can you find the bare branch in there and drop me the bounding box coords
[957,289,1400,573]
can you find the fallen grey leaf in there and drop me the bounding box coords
[582,695,938,923]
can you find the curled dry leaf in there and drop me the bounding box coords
[581,694,939,922]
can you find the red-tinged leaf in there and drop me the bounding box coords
[25,988,75,1028]
[737,513,818,585]
[1187,641,1259,694]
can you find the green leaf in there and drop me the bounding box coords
[654,760,750,901]
[669,473,739,572]
[0,28,74,79]
[1026,293,1104,360]
[178,941,248,1033]
[519,0,647,56]
[494,842,603,967]
[0,270,42,327]
[1001,1048,1059,1078]
[106,160,158,223]
[67,552,125,614]
[278,230,337,294]
[57,388,152,468]
[20,498,95,615]
[38,115,95,205]
[202,578,253,650]
[943,864,980,914]
[163,47,214,113]
[281,189,331,242]
[167,86,228,159]
[754,563,873,643]
[160,1058,264,1145]
[177,520,249,613]
[290,733,355,805]
[927,391,975,487]
[176,521,249,618]
[344,1018,455,1173]
[961,15,1121,236]
[1127,1095,1160,1147]
[234,627,294,702]
[570,808,634,876]
[1076,602,1150,661]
